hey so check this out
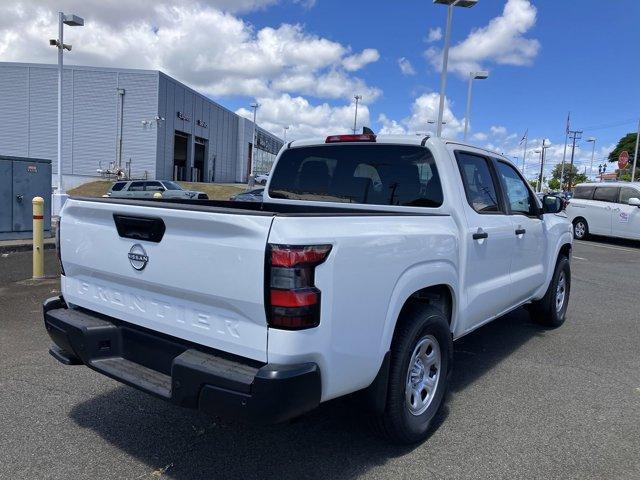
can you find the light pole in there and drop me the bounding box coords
[586,137,596,181]
[248,102,260,186]
[49,12,83,214]
[632,119,639,182]
[538,140,550,193]
[434,0,478,138]
[352,95,362,134]
[463,70,489,141]
[283,125,289,142]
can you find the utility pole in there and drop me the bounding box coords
[352,95,362,134]
[283,125,289,142]
[632,118,639,182]
[567,129,583,190]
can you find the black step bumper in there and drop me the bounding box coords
[43,296,321,424]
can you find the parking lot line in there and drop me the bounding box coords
[574,240,639,254]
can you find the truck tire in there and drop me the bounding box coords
[531,255,571,328]
[573,218,588,240]
[371,304,452,444]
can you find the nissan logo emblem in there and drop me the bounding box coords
[128,244,149,271]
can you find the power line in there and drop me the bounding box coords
[581,118,637,132]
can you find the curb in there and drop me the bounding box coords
[0,241,56,254]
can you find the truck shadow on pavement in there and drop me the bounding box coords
[68,307,544,480]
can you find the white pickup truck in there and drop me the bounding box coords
[44,134,573,444]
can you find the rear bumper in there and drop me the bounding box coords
[43,296,321,424]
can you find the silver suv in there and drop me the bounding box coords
[106,180,208,199]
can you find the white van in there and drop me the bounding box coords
[567,182,640,240]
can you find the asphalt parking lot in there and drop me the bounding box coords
[1,239,639,480]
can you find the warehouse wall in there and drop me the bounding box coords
[157,73,240,183]
[0,63,158,183]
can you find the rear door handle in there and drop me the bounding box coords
[472,232,489,240]
[515,228,526,235]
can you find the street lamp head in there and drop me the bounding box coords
[49,39,58,46]
[472,71,489,80]
[62,14,84,26]
[434,0,478,7]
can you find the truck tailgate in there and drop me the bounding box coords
[59,199,273,362]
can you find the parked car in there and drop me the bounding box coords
[106,180,208,199]
[45,134,571,444]
[230,187,264,202]
[566,182,640,240]
[255,173,270,185]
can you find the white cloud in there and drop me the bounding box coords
[0,1,380,103]
[490,125,508,136]
[378,93,464,139]
[236,93,370,139]
[426,0,540,76]
[397,57,416,76]
[472,132,488,141]
[342,48,380,71]
[426,27,442,43]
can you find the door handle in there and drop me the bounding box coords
[515,228,526,235]
[472,232,489,240]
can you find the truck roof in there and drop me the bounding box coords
[287,135,508,160]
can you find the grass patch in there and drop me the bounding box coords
[67,180,248,200]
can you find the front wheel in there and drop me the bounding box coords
[371,304,452,444]
[573,218,588,240]
[531,255,571,328]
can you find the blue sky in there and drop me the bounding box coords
[2,0,638,180]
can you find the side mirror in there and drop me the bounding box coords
[159,187,166,192]
[542,195,563,214]
[628,197,640,207]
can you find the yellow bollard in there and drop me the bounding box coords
[32,197,45,279]
[153,192,162,199]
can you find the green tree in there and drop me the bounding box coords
[550,163,587,188]
[608,132,640,179]
[548,178,561,190]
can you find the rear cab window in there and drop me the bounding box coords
[268,144,444,208]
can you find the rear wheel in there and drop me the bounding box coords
[573,218,588,240]
[531,255,571,328]
[371,304,452,444]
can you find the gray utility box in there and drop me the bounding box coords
[0,155,52,240]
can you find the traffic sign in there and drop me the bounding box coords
[618,151,630,170]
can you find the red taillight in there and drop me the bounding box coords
[266,244,331,330]
[271,245,332,267]
[325,134,376,143]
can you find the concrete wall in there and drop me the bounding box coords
[0,63,158,183]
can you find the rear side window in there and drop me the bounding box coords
[573,185,594,199]
[455,151,501,213]
[268,145,443,207]
[593,187,619,203]
[144,181,163,191]
[619,187,640,204]
[129,181,145,191]
[110,182,126,192]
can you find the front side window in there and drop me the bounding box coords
[619,187,640,204]
[268,144,443,208]
[162,181,183,191]
[496,161,537,216]
[593,187,619,203]
[455,152,501,213]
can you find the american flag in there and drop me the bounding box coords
[519,129,528,145]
